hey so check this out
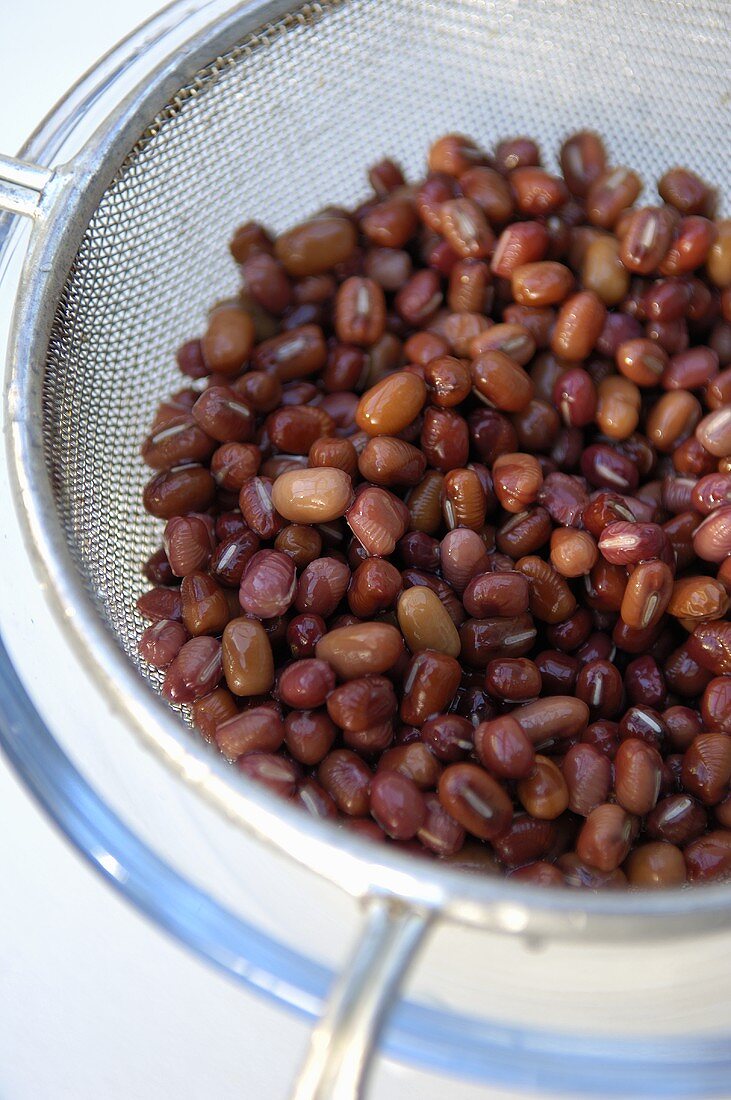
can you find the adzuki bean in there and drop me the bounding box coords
[136,130,731,889]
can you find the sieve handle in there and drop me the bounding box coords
[291,897,431,1100]
[0,154,52,218]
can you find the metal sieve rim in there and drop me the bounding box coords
[6,0,731,940]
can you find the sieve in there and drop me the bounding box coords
[1,0,731,1096]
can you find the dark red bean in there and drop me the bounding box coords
[646,793,707,845]
[210,529,260,587]
[561,743,612,816]
[370,771,426,840]
[474,715,535,779]
[143,465,216,519]
[420,714,473,762]
[286,614,326,659]
[681,732,731,805]
[576,659,623,719]
[535,650,579,695]
[138,619,188,669]
[143,548,176,586]
[462,572,530,618]
[238,752,298,798]
[459,615,538,666]
[378,742,442,790]
[581,445,639,493]
[284,709,337,765]
[684,831,731,883]
[618,706,667,750]
[438,763,513,840]
[137,586,183,623]
[141,417,216,470]
[577,803,634,872]
[486,657,542,701]
[295,557,351,617]
[215,707,285,759]
[239,549,296,619]
[614,739,663,814]
[193,387,255,443]
[492,814,557,867]
[400,651,462,725]
[318,750,372,815]
[663,706,702,753]
[162,637,223,703]
[327,676,397,732]
[416,794,465,856]
[686,622,731,676]
[295,779,338,820]
[277,659,336,709]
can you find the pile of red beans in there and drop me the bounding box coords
[137,130,731,889]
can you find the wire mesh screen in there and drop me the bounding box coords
[42,0,730,689]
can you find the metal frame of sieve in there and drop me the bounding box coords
[1,1,731,1097]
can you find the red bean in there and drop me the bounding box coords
[143,465,216,519]
[438,763,513,840]
[345,486,408,557]
[492,814,557,867]
[239,476,285,539]
[378,742,442,790]
[684,831,731,883]
[327,676,397,732]
[295,779,338,821]
[513,696,590,746]
[517,756,569,819]
[137,587,183,623]
[138,619,188,669]
[614,739,663,815]
[625,842,687,888]
[277,659,335,709]
[681,732,731,805]
[462,571,530,618]
[421,713,473,762]
[459,615,538,666]
[210,530,260,587]
[191,688,238,742]
[370,771,426,840]
[561,743,612,816]
[238,752,298,798]
[239,549,296,619]
[400,650,461,725]
[284,709,337,765]
[577,803,634,872]
[215,707,285,759]
[417,793,466,856]
[687,621,731,676]
[295,557,351,617]
[162,637,223,703]
[474,715,535,779]
[181,572,230,636]
[510,862,566,886]
[318,750,372,815]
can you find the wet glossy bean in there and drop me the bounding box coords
[438,763,513,840]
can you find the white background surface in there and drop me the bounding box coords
[0,6,502,1099]
[0,5,311,1099]
[0,8,309,1097]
